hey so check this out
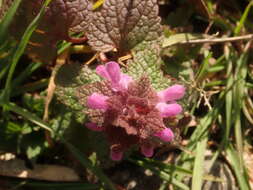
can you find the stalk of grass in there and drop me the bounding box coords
[139,158,223,182]
[191,137,208,190]
[234,1,253,35]
[2,0,52,105]
[0,62,10,82]
[63,140,116,190]
[0,0,22,43]
[0,101,53,134]
[204,80,225,87]
[175,91,224,183]
[158,181,169,190]
[226,144,250,190]
[242,93,253,125]
[11,78,49,96]
[233,53,248,173]
[195,51,212,83]
[0,44,17,82]
[129,158,190,190]
[224,52,234,148]
[12,62,45,87]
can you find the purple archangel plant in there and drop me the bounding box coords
[82,62,185,161]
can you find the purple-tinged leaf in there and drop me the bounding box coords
[87,0,162,53]
[9,0,91,61]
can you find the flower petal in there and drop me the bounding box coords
[87,93,109,110]
[105,61,121,83]
[110,149,123,161]
[85,123,104,131]
[96,65,110,80]
[156,102,182,117]
[141,145,154,157]
[158,85,185,102]
[154,128,174,142]
[119,73,133,89]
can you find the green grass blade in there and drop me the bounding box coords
[191,137,208,190]
[226,144,250,190]
[0,0,22,43]
[0,101,53,134]
[195,51,212,82]
[129,158,190,190]
[234,1,253,35]
[11,78,49,97]
[12,62,44,87]
[175,99,223,182]
[138,158,223,183]
[63,140,116,190]
[233,53,248,170]
[2,0,52,104]
[224,55,233,147]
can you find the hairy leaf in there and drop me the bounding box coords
[126,42,170,90]
[9,0,91,61]
[55,63,100,114]
[0,0,15,20]
[87,0,162,53]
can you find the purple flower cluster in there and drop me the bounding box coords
[85,62,185,161]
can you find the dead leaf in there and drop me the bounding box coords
[0,159,79,181]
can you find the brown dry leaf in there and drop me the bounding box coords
[0,158,79,181]
[243,145,253,189]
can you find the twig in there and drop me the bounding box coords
[178,34,253,45]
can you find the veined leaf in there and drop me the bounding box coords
[126,42,170,90]
[0,0,15,20]
[7,0,91,61]
[55,63,100,118]
[87,0,162,53]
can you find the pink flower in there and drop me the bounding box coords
[154,128,174,142]
[141,144,154,157]
[96,61,133,91]
[155,103,182,118]
[157,85,185,102]
[84,62,185,161]
[85,123,104,132]
[87,93,109,110]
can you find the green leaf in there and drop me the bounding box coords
[26,144,42,159]
[55,63,100,122]
[126,43,170,90]
[55,63,100,88]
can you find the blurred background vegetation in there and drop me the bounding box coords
[0,0,253,189]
